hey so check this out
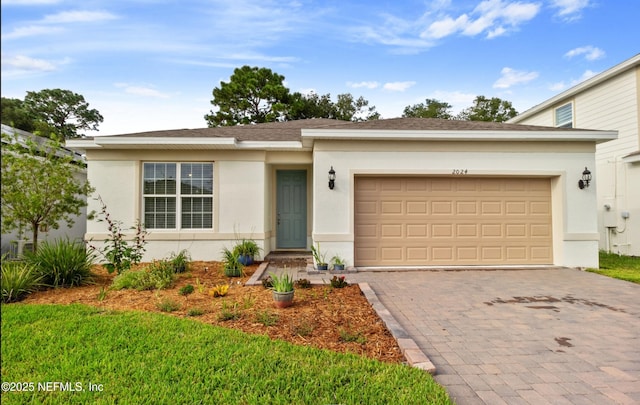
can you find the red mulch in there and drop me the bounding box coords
[20,261,404,364]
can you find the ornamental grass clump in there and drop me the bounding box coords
[1,259,43,303]
[24,238,95,287]
[111,260,174,291]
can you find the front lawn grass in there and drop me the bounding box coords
[587,251,640,284]
[1,304,452,405]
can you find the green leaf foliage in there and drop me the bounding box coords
[1,133,94,252]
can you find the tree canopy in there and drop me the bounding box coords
[402,98,453,119]
[205,66,379,126]
[1,89,103,140]
[456,95,518,122]
[1,132,94,251]
[403,95,518,122]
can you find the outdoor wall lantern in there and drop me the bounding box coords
[328,166,336,190]
[578,167,592,189]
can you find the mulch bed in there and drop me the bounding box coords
[20,261,404,364]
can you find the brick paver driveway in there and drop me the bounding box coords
[351,268,640,404]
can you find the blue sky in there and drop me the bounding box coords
[1,0,638,135]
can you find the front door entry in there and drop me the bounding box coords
[276,170,307,249]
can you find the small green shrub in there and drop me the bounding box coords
[111,260,174,291]
[169,250,191,273]
[218,301,241,321]
[179,284,194,295]
[291,320,315,337]
[187,308,204,316]
[339,328,367,344]
[256,310,278,326]
[1,260,43,303]
[25,238,95,287]
[157,298,181,312]
[97,287,108,301]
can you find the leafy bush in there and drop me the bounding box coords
[156,298,181,312]
[169,250,191,273]
[179,284,194,295]
[111,260,174,291]
[25,238,95,287]
[255,310,279,326]
[1,260,43,303]
[90,196,147,274]
[218,301,241,321]
[187,308,204,316]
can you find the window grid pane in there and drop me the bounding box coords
[143,163,213,229]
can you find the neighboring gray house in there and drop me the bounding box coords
[509,54,640,256]
[0,124,89,257]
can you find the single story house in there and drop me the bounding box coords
[67,118,616,268]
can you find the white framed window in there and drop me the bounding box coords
[143,162,213,229]
[554,103,573,128]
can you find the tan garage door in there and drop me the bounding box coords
[354,176,553,266]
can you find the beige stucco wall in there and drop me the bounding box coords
[85,155,269,261]
[312,140,600,268]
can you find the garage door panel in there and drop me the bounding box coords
[355,177,553,266]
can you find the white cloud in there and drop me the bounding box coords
[42,10,118,24]
[423,0,540,40]
[493,67,539,89]
[2,25,64,39]
[0,54,59,77]
[114,83,170,99]
[347,81,380,89]
[548,69,599,92]
[383,81,417,91]
[549,0,591,21]
[565,46,605,61]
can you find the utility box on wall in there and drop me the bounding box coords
[603,201,617,228]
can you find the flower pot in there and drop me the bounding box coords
[333,264,345,271]
[272,290,294,308]
[238,255,253,266]
[316,264,328,271]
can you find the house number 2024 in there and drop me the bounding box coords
[452,169,468,175]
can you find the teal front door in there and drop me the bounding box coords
[276,170,307,249]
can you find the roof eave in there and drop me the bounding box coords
[66,137,307,151]
[301,129,618,146]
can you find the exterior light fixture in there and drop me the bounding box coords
[328,166,336,190]
[578,167,592,189]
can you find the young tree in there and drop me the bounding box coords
[402,98,453,119]
[456,95,518,122]
[23,89,104,140]
[205,66,290,126]
[1,133,94,251]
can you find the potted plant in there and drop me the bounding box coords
[311,242,328,270]
[169,249,191,273]
[331,255,346,271]
[221,247,243,277]
[270,272,294,308]
[233,239,261,266]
